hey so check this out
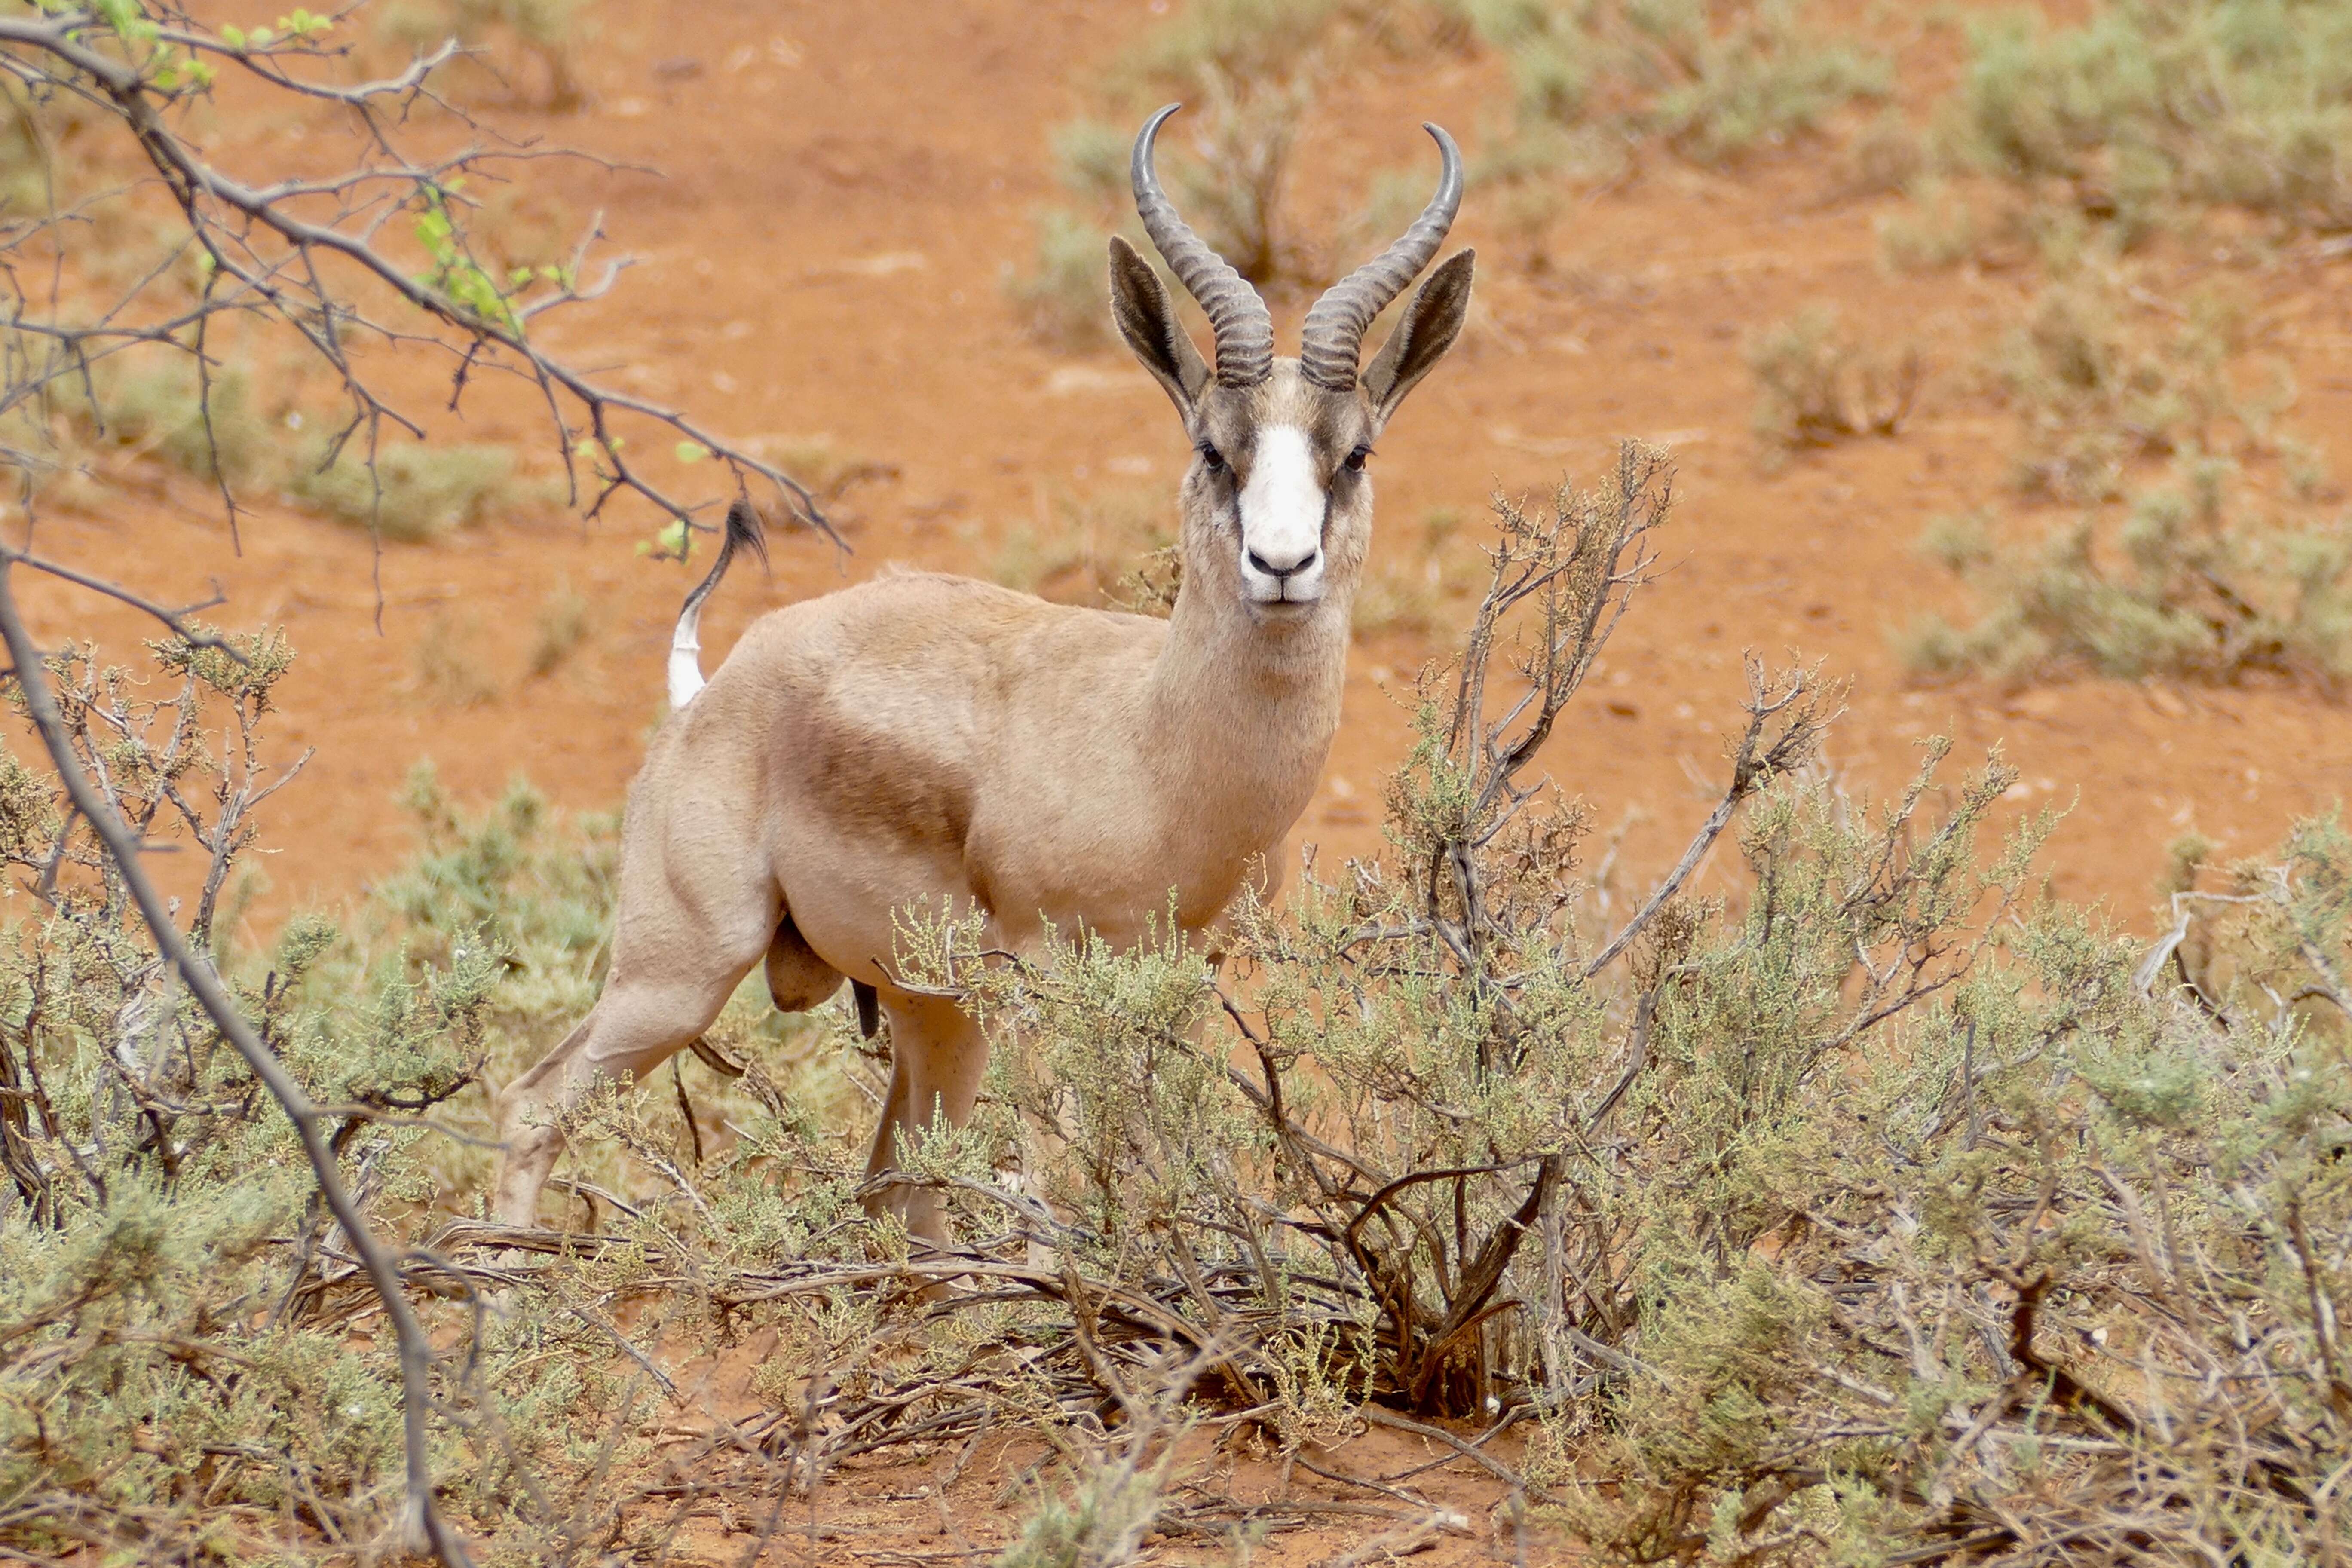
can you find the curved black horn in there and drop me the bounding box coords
[1131,103,1274,388]
[1297,123,1463,392]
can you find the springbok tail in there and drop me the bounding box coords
[667,499,768,710]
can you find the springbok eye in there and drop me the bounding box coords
[1197,443,1227,474]
[1343,446,1372,474]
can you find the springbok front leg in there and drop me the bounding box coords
[861,985,989,1249]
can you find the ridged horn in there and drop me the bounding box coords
[1297,123,1463,392]
[1131,103,1274,388]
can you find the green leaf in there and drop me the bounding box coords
[220,23,245,48]
[249,24,272,45]
[656,518,691,557]
[675,441,708,464]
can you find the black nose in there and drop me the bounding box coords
[1247,548,1321,579]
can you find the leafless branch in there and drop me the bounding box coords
[1583,656,1834,979]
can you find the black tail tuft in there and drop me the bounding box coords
[724,496,769,569]
[679,499,766,624]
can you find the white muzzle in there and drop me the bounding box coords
[1236,425,1326,605]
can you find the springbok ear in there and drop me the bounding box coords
[1108,236,1210,418]
[1361,249,1475,423]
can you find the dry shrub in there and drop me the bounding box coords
[1006,0,1334,348]
[287,437,522,542]
[1843,105,1923,196]
[1994,265,2294,504]
[374,0,588,110]
[993,484,1179,612]
[1353,505,1483,637]
[0,635,504,1560]
[1747,305,1920,453]
[1902,457,2352,686]
[0,342,535,541]
[1637,2,1891,166]
[853,446,2352,1565]
[1877,0,2352,273]
[1552,880,2352,1564]
[1012,0,1886,347]
[0,642,860,1564]
[1903,251,2346,690]
[0,346,278,508]
[1006,208,1123,352]
[1875,174,1988,271]
[414,607,502,707]
[1464,0,1890,175]
[1146,73,1311,289]
[92,359,272,482]
[527,576,591,677]
[1952,0,2352,239]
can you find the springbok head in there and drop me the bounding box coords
[1109,104,1474,623]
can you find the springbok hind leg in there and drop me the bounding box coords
[492,873,776,1229]
[861,986,989,1250]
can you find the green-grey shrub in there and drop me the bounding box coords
[1902,458,2352,683]
[285,437,520,542]
[1951,0,2352,236]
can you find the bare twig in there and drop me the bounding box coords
[1583,657,1831,979]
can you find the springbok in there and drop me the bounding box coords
[492,105,1473,1242]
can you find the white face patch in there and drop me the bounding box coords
[1235,425,1327,605]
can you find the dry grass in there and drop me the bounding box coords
[992,483,1177,611]
[1991,264,2297,503]
[1746,304,1919,453]
[287,438,522,542]
[413,606,503,705]
[527,577,592,677]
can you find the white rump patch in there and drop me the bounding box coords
[668,603,706,710]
